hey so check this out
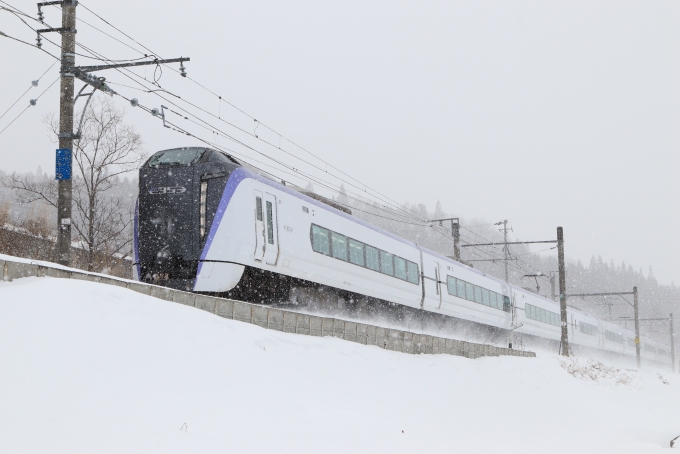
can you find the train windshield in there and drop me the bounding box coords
[146,148,205,167]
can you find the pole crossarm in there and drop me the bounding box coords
[461,240,557,247]
[37,27,75,34]
[429,218,459,222]
[75,58,190,72]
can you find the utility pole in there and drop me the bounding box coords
[452,221,460,262]
[36,1,189,266]
[496,220,510,282]
[55,0,77,266]
[557,227,568,356]
[430,217,460,261]
[633,286,641,368]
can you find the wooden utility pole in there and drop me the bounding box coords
[557,227,568,356]
[633,286,641,368]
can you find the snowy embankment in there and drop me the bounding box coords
[0,277,678,453]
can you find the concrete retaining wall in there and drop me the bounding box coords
[1,257,536,359]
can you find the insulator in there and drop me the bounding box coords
[179,61,187,78]
[37,10,44,21]
[130,98,139,107]
[151,108,160,116]
[36,34,42,49]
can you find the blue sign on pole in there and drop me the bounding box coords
[55,148,72,180]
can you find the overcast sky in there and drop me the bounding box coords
[1,0,679,284]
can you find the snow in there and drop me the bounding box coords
[0,276,678,453]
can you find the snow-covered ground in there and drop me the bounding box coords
[0,276,678,453]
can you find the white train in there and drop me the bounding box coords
[134,147,671,364]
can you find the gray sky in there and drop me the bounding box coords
[1,0,679,284]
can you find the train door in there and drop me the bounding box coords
[254,190,265,262]
[263,193,280,266]
[434,261,442,308]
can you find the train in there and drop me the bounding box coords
[133,146,671,365]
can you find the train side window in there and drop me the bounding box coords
[447,276,456,296]
[473,285,483,304]
[503,296,511,312]
[255,197,263,221]
[457,279,466,299]
[482,289,490,306]
[394,257,407,280]
[491,292,500,309]
[465,282,474,301]
[266,201,274,244]
[311,225,330,255]
[406,261,419,284]
[380,251,394,276]
[349,239,365,266]
[331,232,348,261]
[365,245,380,271]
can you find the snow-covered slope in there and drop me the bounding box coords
[0,277,678,453]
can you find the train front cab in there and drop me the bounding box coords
[136,147,240,291]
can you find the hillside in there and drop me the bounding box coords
[0,276,678,453]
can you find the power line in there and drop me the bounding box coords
[0,60,57,122]
[0,76,59,136]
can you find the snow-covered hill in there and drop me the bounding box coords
[0,276,678,453]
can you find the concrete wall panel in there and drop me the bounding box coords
[173,292,195,307]
[195,295,216,313]
[233,301,252,323]
[215,300,234,319]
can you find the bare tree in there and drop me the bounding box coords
[2,97,146,272]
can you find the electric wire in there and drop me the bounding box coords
[0,76,59,136]
[0,25,60,60]
[0,60,58,122]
